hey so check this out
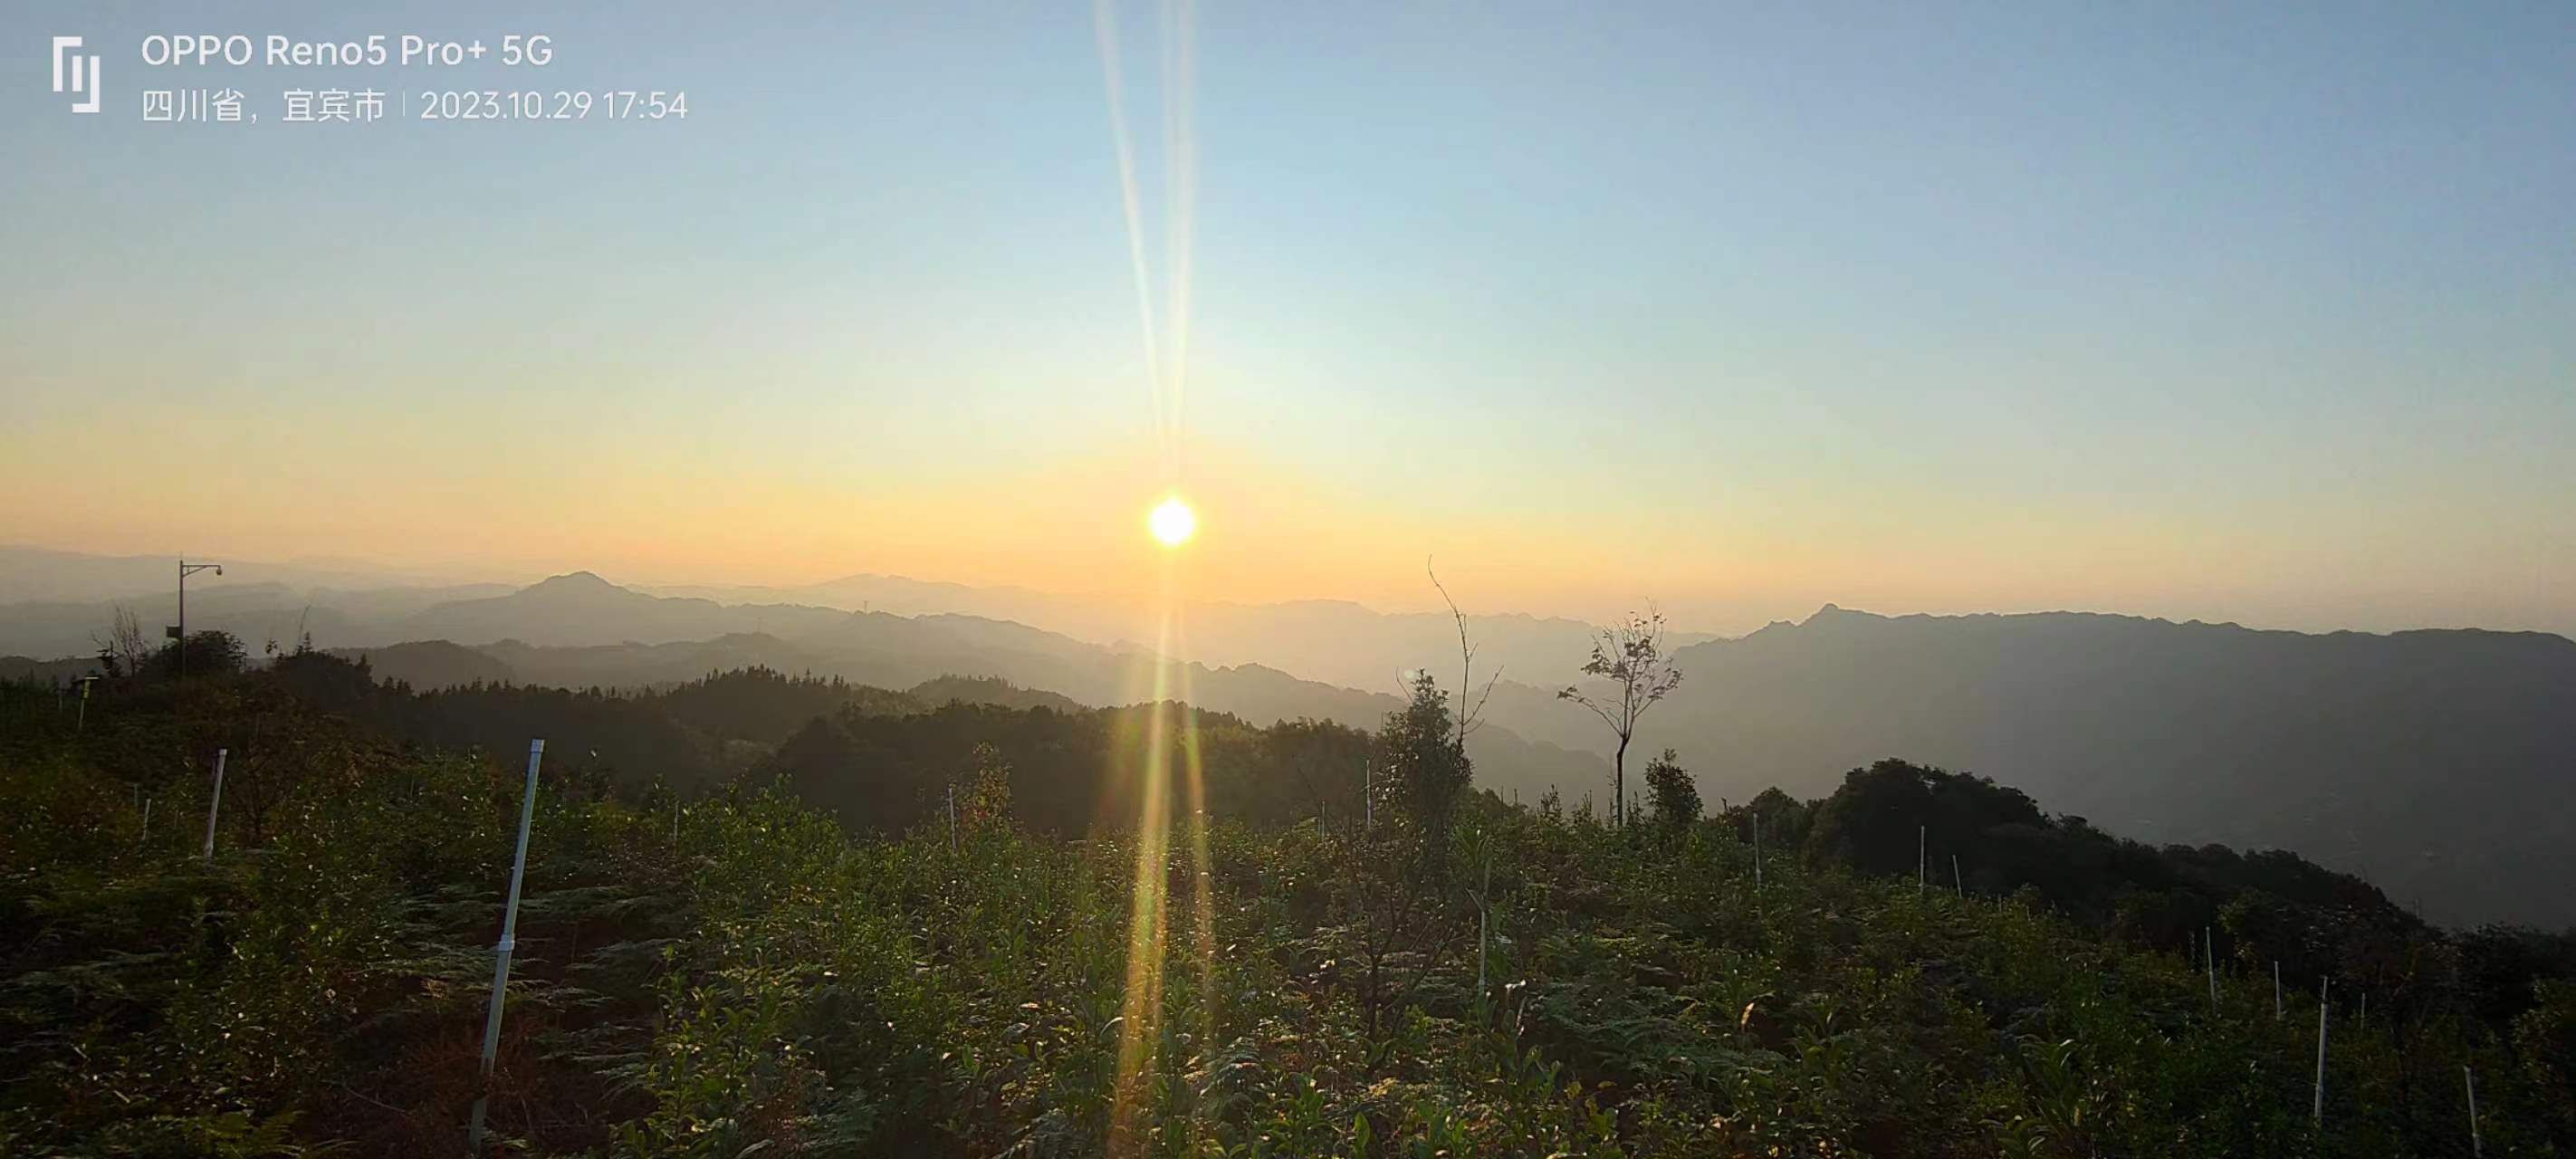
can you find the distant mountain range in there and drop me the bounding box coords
[0,544,517,606]
[645,571,1722,692]
[0,547,1698,693]
[1585,605,2576,928]
[5,548,2570,926]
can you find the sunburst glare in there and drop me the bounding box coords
[1149,496,1197,547]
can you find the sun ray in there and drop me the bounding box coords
[1108,615,1174,1151]
[1107,541,1222,1154]
[1171,641,1218,1135]
[1159,0,1198,484]
[1091,0,1163,440]
[1097,3,1205,1145]
[1110,555,1190,1150]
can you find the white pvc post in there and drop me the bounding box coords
[946,782,958,850]
[200,748,227,860]
[2313,978,2330,1126]
[468,739,546,1154]
[1476,853,1492,992]
[1952,854,1963,896]
[2206,926,2217,1011]
[1363,760,1372,832]
[140,797,151,848]
[2274,961,2284,1020]
[1917,826,1925,896]
[2465,1065,2481,1157]
[1752,815,1763,889]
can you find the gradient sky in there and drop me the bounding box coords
[5,2,2571,637]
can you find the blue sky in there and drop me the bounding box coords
[4,2,2571,635]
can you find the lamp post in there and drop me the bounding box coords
[175,560,221,681]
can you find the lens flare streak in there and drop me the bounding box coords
[1107,570,1218,1152]
[1093,0,1196,485]
[1096,2,1211,1145]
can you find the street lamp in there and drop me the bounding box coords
[175,560,221,681]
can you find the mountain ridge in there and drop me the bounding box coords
[1633,603,2576,927]
[9,555,2571,924]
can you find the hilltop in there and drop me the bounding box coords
[3,656,2570,1154]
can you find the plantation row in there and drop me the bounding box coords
[1,656,2571,1155]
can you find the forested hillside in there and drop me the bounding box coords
[1479,606,2576,928]
[25,570,2570,931]
[4,642,2573,1155]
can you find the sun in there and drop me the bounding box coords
[1148,496,1197,547]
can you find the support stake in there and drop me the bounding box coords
[2466,1065,2482,1157]
[467,740,546,1155]
[2313,977,2330,1126]
[2206,926,2217,1011]
[1752,814,1762,889]
[200,748,227,861]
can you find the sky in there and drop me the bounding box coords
[4,1,2571,637]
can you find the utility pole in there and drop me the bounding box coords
[175,560,221,681]
[468,740,545,1155]
[200,748,227,860]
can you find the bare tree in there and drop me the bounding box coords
[1557,608,1684,829]
[91,606,154,679]
[1425,558,1499,749]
